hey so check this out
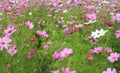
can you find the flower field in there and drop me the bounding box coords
[0,0,120,73]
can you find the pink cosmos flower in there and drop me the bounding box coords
[93,46,103,54]
[51,70,59,73]
[46,42,54,45]
[60,48,73,58]
[88,49,94,54]
[62,67,76,73]
[108,52,120,63]
[74,24,84,28]
[0,37,12,51]
[86,5,95,10]
[116,15,120,22]
[86,13,97,20]
[63,28,72,35]
[53,51,61,60]
[6,64,12,69]
[87,55,94,61]
[71,26,77,33]
[42,45,49,49]
[102,68,117,73]
[115,30,120,38]
[8,48,18,56]
[25,20,34,29]
[4,26,16,37]
[104,47,112,53]
[36,30,49,38]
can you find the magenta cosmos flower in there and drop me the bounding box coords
[25,20,34,29]
[53,51,61,60]
[108,52,120,63]
[0,37,12,51]
[102,68,117,73]
[36,30,49,38]
[115,30,120,38]
[62,67,76,73]
[87,55,94,61]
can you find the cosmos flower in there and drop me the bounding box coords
[87,55,94,61]
[104,47,112,53]
[8,46,18,56]
[0,36,12,51]
[108,52,120,63]
[25,20,34,29]
[102,68,117,73]
[91,29,108,39]
[115,30,120,38]
[53,51,61,60]
[62,67,76,73]
[27,50,37,59]
[36,30,49,38]
[51,70,59,73]
[60,48,73,58]
[29,37,36,42]
[4,26,16,37]
[86,13,97,20]
[93,46,103,54]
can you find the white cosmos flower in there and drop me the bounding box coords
[84,20,96,24]
[91,29,108,39]
[29,12,32,16]
[103,0,110,4]
[0,12,3,16]
[63,10,68,13]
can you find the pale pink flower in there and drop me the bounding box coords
[93,46,102,54]
[102,68,117,73]
[62,67,76,73]
[86,13,97,20]
[104,47,112,53]
[4,26,16,37]
[25,21,34,29]
[0,37,12,51]
[115,30,120,38]
[60,48,73,58]
[116,15,120,22]
[43,45,49,49]
[8,48,18,56]
[74,24,84,28]
[108,52,120,63]
[63,28,72,35]
[88,49,94,54]
[6,64,12,69]
[36,30,49,38]
[86,5,95,10]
